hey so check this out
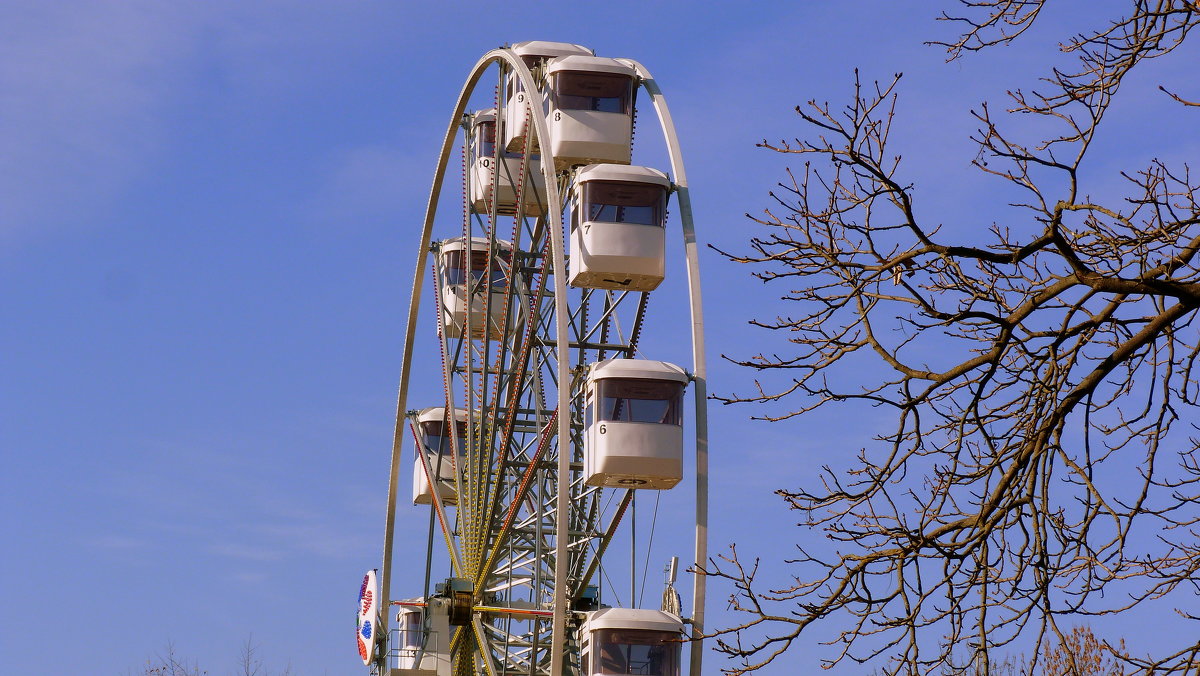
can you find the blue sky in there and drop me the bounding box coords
[3,2,1197,674]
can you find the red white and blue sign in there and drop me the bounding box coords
[357,569,380,665]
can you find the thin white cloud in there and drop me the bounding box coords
[0,1,393,243]
[302,144,429,230]
[0,2,198,240]
[85,533,153,551]
[208,542,285,562]
[229,570,269,584]
[200,2,384,97]
[89,429,380,576]
[249,521,373,559]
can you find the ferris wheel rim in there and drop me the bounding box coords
[620,58,710,674]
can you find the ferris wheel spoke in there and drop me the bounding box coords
[476,409,559,583]
[469,617,503,676]
[578,289,627,344]
[409,415,465,575]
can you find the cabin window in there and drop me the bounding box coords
[582,181,666,227]
[402,611,423,649]
[554,71,632,114]
[507,76,550,122]
[506,75,525,100]
[596,378,683,426]
[476,120,538,160]
[444,249,510,289]
[420,420,469,456]
[476,121,497,159]
[592,628,679,675]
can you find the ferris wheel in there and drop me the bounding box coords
[358,41,709,676]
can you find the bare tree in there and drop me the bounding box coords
[131,637,292,676]
[237,635,293,676]
[707,1,1200,674]
[1041,626,1125,676]
[937,626,1122,676]
[238,635,264,676]
[138,641,207,676]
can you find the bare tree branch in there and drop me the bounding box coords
[710,2,1200,674]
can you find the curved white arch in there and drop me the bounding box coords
[622,57,710,676]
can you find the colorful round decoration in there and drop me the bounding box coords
[356,569,380,665]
